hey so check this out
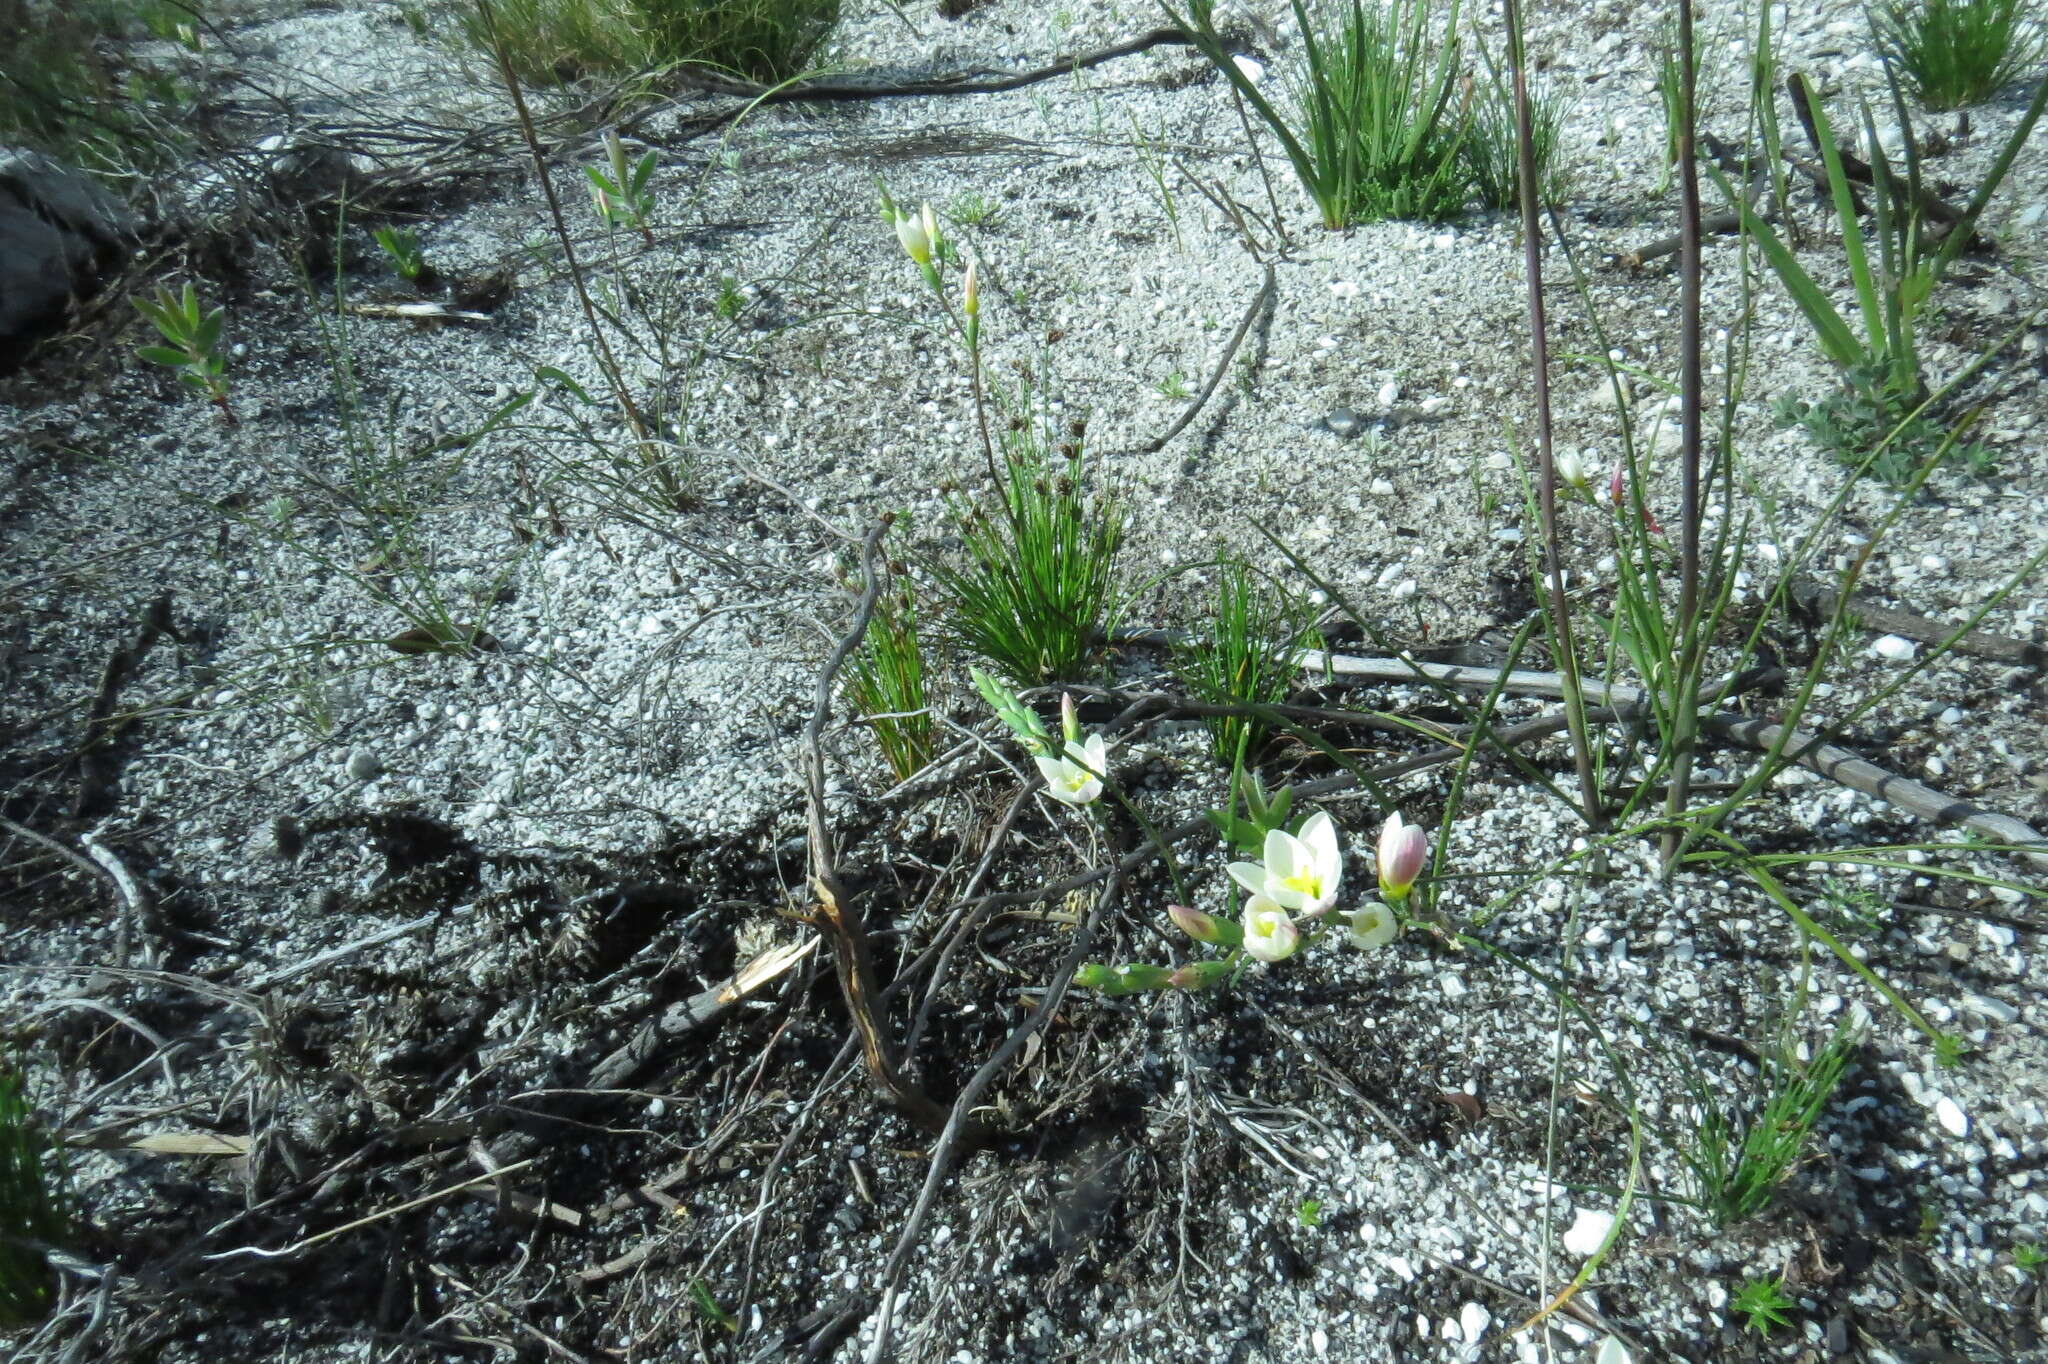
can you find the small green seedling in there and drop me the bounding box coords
[1295,1198,1324,1228]
[1156,369,1192,400]
[372,226,429,284]
[1731,1275,1795,1335]
[2014,1243,2046,1274]
[587,130,657,246]
[713,275,744,321]
[133,283,234,425]
[948,191,1004,230]
[689,1278,737,1332]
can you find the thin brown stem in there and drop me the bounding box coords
[1504,0,1602,829]
[1662,0,1706,869]
[474,0,677,507]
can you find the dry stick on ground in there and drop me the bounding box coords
[800,517,955,1136]
[1787,579,2048,668]
[1101,262,1277,459]
[866,868,1123,1364]
[1304,649,2048,870]
[626,27,1202,136]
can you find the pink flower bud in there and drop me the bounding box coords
[1168,904,1242,946]
[1375,812,1429,903]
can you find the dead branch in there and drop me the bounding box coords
[626,28,1203,138]
[1304,649,2048,869]
[1103,261,1276,458]
[800,516,954,1136]
[1787,579,2047,669]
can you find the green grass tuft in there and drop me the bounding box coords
[1172,560,1320,768]
[1876,0,2045,111]
[1681,1021,1857,1229]
[0,1066,70,1329]
[931,405,1125,687]
[845,581,937,783]
[451,0,840,85]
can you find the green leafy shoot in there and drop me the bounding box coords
[1680,1021,1858,1229]
[372,225,429,283]
[1875,0,2046,110]
[845,582,936,783]
[587,131,658,243]
[1168,0,1472,228]
[689,1277,738,1332]
[2015,1243,2047,1274]
[1204,770,1293,858]
[133,282,234,425]
[1710,70,2047,482]
[0,1066,69,1329]
[1173,560,1320,769]
[1731,1275,1795,1335]
[1295,1197,1325,1228]
[932,403,1124,686]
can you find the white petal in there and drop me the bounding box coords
[1227,862,1272,897]
[1299,811,1340,877]
[1262,827,1302,880]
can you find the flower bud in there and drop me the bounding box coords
[1241,895,1301,964]
[894,206,932,266]
[1168,904,1243,946]
[1555,447,1589,490]
[1169,960,1235,991]
[962,261,979,317]
[1347,901,1399,950]
[1375,812,1429,904]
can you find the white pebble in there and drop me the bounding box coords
[1935,1095,1970,1138]
[1460,1302,1492,1341]
[1562,1207,1615,1257]
[1871,634,1917,662]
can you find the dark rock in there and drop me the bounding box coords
[0,148,132,372]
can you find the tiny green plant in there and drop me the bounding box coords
[1875,0,2046,110]
[689,1277,738,1332]
[371,225,429,284]
[1170,0,1473,228]
[0,1065,69,1329]
[133,282,235,425]
[587,129,657,246]
[1680,1020,1858,1229]
[1171,560,1320,768]
[713,274,744,320]
[947,190,1003,230]
[845,580,936,783]
[1156,369,1192,400]
[2015,1243,2047,1274]
[1295,1197,1324,1228]
[1731,1274,1795,1335]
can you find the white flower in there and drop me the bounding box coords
[1034,734,1107,806]
[1555,447,1590,489]
[894,203,936,265]
[1227,811,1342,917]
[1347,901,1399,950]
[1241,894,1301,963]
